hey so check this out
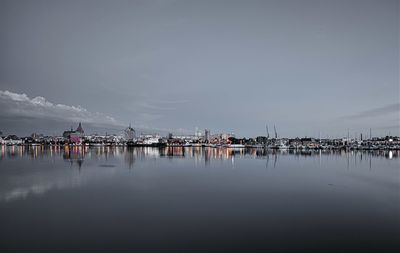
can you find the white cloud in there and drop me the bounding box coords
[0,90,123,127]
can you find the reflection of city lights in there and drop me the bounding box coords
[0,145,399,168]
[1,145,4,158]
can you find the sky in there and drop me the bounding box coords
[0,0,399,137]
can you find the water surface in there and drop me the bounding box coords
[0,146,399,252]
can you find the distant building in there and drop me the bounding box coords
[221,133,234,140]
[195,127,202,137]
[76,122,84,135]
[2,135,23,145]
[301,138,315,146]
[124,124,136,140]
[63,122,85,144]
[204,129,210,142]
[256,136,268,144]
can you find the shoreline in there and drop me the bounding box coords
[1,143,399,150]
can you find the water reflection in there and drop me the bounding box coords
[0,145,399,252]
[1,145,399,166]
[63,146,85,169]
[0,146,398,200]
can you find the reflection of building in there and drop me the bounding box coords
[63,146,85,169]
[63,123,85,144]
[124,148,136,169]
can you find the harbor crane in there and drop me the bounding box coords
[265,124,270,149]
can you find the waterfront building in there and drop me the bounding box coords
[133,134,162,145]
[221,133,234,141]
[63,123,85,144]
[256,136,268,144]
[205,129,210,142]
[2,135,23,145]
[195,127,202,137]
[124,124,136,140]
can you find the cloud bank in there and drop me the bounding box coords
[0,90,191,135]
[0,90,123,127]
[343,103,400,120]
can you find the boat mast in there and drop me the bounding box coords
[265,124,270,149]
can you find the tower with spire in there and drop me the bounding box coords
[125,123,136,140]
[76,122,84,134]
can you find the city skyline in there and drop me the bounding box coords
[0,0,399,137]
[0,111,398,140]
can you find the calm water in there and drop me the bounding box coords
[0,146,399,252]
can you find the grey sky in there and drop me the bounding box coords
[0,0,399,137]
